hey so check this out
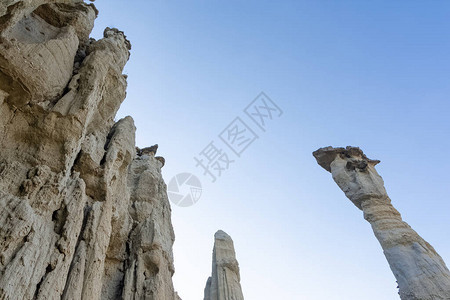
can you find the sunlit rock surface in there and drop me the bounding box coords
[0,1,179,299]
[314,146,450,300]
[204,230,244,300]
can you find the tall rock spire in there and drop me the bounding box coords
[204,230,244,300]
[313,146,450,300]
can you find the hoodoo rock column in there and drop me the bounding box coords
[204,230,244,300]
[313,146,450,300]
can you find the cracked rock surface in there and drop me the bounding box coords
[314,146,450,300]
[203,230,244,300]
[0,1,179,299]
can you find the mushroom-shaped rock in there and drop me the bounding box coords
[313,146,450,300]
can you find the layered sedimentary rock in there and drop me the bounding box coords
[313,146,450,300]
[0,1,178,299]
[204,230,244,300]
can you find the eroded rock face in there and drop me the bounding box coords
[204,230,244,300]
[313,146,450,300]
[0,1,178,299]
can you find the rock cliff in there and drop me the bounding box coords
[313,146,450,300]
[0,1,178,299]
[7,1,449,299]
[203,230,244,300]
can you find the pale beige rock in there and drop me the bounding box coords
[0,1,180,299]
[0,0,97,104]
[313,146,450,300]
[204,230,244,300]
[121,155,176,300]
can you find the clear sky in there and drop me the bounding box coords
[91,1,450,299]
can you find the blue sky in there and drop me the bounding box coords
[92,1,450,299]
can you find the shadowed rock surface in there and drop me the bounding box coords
[313,146,450,300]
[0,1,179,299]
[204,230,244,300]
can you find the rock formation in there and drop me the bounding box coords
[0,1,178,299]
[313,146,450,300]
[204,230,244,300]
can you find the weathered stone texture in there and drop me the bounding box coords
[0,1,178,299]
[204,230,244,300]
[314,146,450,300]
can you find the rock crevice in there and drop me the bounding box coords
[0,1,179,299]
